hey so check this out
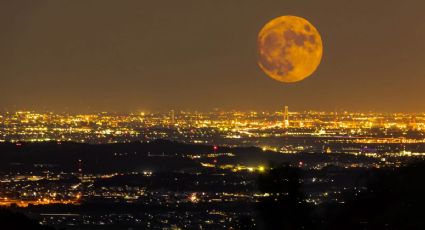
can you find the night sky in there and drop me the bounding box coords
[1,0,424,113]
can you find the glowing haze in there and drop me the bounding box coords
[0,0,425,112]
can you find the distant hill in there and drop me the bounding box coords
[0,140,378,173]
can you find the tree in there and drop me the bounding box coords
[257,164,314,230]
[0,208,55,230]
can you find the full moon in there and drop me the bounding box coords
[257,15,323,83]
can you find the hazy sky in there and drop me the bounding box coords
[1,0,424,112]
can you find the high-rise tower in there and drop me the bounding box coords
[170,110,175,125]
[283,106,289,128]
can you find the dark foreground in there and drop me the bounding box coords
[0,141,424,229]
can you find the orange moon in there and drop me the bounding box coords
[257,15,323,83]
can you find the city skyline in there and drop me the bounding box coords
[1,0,425,112]
[4,107,425,115]
[3,108,425,145]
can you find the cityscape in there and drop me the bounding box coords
[1,108,425,229]
[1,0,425,229]
[3,108,425,146]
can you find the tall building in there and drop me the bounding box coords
[283,106,289,128]
[170,110,175,125]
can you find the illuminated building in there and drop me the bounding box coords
[283,106,289,128]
